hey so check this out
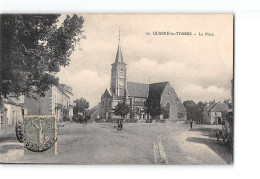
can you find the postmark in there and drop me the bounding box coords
[16,115,58,154]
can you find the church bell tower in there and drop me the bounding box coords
[110,28,127,97]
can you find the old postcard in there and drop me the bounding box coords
[0,14,233,164]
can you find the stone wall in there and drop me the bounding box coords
[160,83,186,120]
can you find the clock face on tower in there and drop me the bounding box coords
[119,80,124,87]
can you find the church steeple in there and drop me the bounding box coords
[115,28,124,63]
[110,28,127,97]
[119,27,120,42]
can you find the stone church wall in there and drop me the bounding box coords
[160,83,186,120]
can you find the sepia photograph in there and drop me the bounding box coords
[0,14,233,165]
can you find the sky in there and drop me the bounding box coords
[57,14,233,107]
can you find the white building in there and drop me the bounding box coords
[24,83,74,121]
[0,95,26,137]
[203,102,229,124]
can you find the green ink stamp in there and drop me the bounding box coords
[23,115,58,155]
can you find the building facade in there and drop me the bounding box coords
[0,95,26,137]
[203,102,229,124]
[85,103,101,122]
[99,33,186,121]
[24,83,74,121]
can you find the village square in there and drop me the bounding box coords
[0,14,233,164]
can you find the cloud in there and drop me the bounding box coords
[182,84,231,102]
[127,58,232,102]
[56,14,233,106]
[58,56,232,106]
[58,68,110,107]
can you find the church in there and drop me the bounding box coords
[99,32,186,121]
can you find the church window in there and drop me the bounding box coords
[119,68,124,77]
[166,103,170,114]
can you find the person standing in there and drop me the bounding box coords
[190,119,193,129]
[117,119,123,132]
[120,119,123,131]
[116,119,120,131]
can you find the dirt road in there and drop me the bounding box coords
[0,122,232,164]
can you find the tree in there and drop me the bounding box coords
[114,102,130,120]
[161,106,170,120]
[0,14,85,98]
[183,100,206,123]
[73,98,89,118]
[183,100,196,121]
[197,101,206,124]
[144,98,161,121]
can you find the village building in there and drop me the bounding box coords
[98,32,186,121]
[0,95,26,137]
[24,83,74,121]
[0,98,6,129]
[85,103,101,122]
[203,102,229,124]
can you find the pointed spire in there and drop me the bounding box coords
[115,27,124,63]
[119,27,120,43]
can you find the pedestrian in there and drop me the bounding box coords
[116,119,120,131]
[190,119,193,129]
[117,119,123,132]
[120,119,123,131]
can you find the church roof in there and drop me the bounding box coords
[102,89,112,98]
[126,81,170,98]
[127,82,149,98]
[115,44,124,63]
[149,81,169,97]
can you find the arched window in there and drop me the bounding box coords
[120,68,123,75]
[166,103,170,113]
